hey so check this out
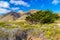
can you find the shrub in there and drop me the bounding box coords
[26,10,60,24]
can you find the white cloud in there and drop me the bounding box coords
[0,8,10,14]
[11,7,20,11]
[0,1,9,8]
[0,1,10,14]
[18,10,24,12]
[52,0,60,5]
[10,0,30,7]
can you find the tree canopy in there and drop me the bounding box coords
[26,10,60,24]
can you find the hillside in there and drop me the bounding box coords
[0,11,21,22]
[0,10,37,22]
[0,10,60,40]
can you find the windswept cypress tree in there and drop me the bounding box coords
[26,10,60,24]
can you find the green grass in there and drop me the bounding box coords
[0,21,60,39]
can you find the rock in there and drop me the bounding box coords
[15,30,27,40]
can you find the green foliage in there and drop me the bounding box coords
[0,10,60,40]
[0,21,60,39]
[0,22,7,27]
[45,31,52,38]
[26,10,60,24]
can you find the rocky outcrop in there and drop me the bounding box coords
[0,11,21,22]
[15,30,27,40]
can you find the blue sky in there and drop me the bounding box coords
[0,0,60,14]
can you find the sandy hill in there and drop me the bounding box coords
[0,11,21,22]
[0,10,38,22]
